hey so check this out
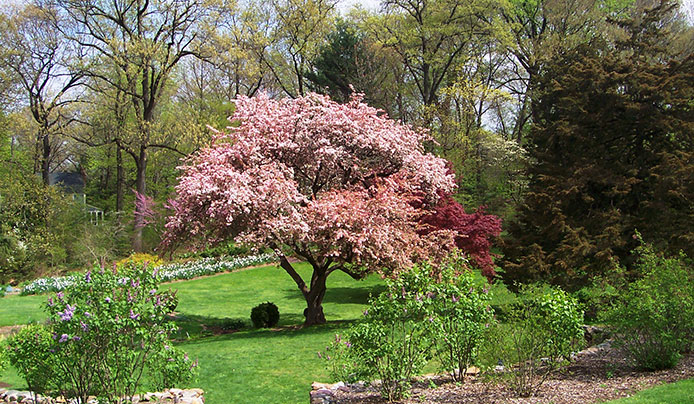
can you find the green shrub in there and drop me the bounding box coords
[46,262,197,404]
[250,302,280,328]
[149,345,199,391]
[329,264,435,401]
[481,285,584,397]
[4,324,62,396]
[602,239,694,370]
[427,256,495,381]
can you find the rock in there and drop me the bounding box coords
[6,390,20,402]
[310,389,335,404]
[311,382,344,392]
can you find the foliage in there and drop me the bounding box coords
[148,345,199,391]
[480,285,584,397]
[45,262,196,404]
[0,173,84,283]
[163,92,457,325]
[419,195,502,279]
[601,238,694,370]
[250,302,280,328]
[4,324,61,396]
[426,257,495,381]
[21,253,275,295]
[502,1,694,290]
[179,241,251,259]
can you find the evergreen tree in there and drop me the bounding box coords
[501,0,694,289]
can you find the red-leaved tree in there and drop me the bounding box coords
[419,195,502,279]
[163,93,464,325]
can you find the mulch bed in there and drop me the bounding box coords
[332,348,694,403]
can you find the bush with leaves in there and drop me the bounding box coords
[427,256,495,381]
[481,285,583,397]
[250,302,280,328]
[4,324,62,397]
[602,239,694,370]
[327,264,437,401]
[46,262,197,404]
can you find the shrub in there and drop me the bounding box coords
[250,302,280,328]
[45,262,197,404]
[427,257,495,381]
[4,324,62,397]
[481,285,583,397]
[116,252,164,269]
[602,239,694,370]
[149,345,199,391]
[330,264,436,401]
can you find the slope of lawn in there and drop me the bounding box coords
[602,379,694,404]
[0,262,385,404]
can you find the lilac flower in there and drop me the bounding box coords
[149,289,157,295]
[363,309,368,316]
[345,341,352,348]
[52,333,58,340]
[452,295,459,303]
[84,311,92,318]
[168,358,175,362]
[482,287,489,294]
[85,271,92,283]
[415,294,422,302]
[73,336,81,341]
[60,304,76,321]
[59,334,69,343]
[164,344,171,350]
[105,297,111,303]
[56,291,64,300]
[80,321,89,332]
[317,352,322,359]
[129,309,140,320]
[131,280,140,288]
[47,297,54,307]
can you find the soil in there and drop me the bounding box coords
[332,348,694,403]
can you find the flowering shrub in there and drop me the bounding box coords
[21,253,275,295]
[115,253,164,269]
[4,324,61,397]
[45,262,196,404]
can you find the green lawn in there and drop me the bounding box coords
[602,379,694,404]
[0,263,385,404]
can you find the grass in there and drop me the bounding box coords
[0,262,385,404]
[602,379,694,403]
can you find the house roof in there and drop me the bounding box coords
[48,172,85,194]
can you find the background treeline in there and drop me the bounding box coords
[0,0,692,290]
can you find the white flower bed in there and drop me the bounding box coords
[21,253,276,296]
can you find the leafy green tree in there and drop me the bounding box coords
[502,0,694,289]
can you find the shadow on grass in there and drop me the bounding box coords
[175,317,359,345]
[281,283,386,305]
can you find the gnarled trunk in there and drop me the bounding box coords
[278,254,329,326]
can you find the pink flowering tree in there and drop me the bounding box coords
[162,93,458,325]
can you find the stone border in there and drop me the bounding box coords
[0,388,204,404]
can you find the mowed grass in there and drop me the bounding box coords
[0,262,385,404]
[0,293,47,326]
[602,379,694,404]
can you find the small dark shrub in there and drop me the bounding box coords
[251,302,280,328]
[602,237,694,370]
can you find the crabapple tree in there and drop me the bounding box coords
[163,93,459,325]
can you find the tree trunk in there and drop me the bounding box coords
[303,276,327,326]
[41,131,51,186]
[132,146,147,252]
[116,145,124,212]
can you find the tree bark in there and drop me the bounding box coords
[303,274,327,326]
[116,145,124,213]
[132,146,147,252]
[41,130,51,186]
